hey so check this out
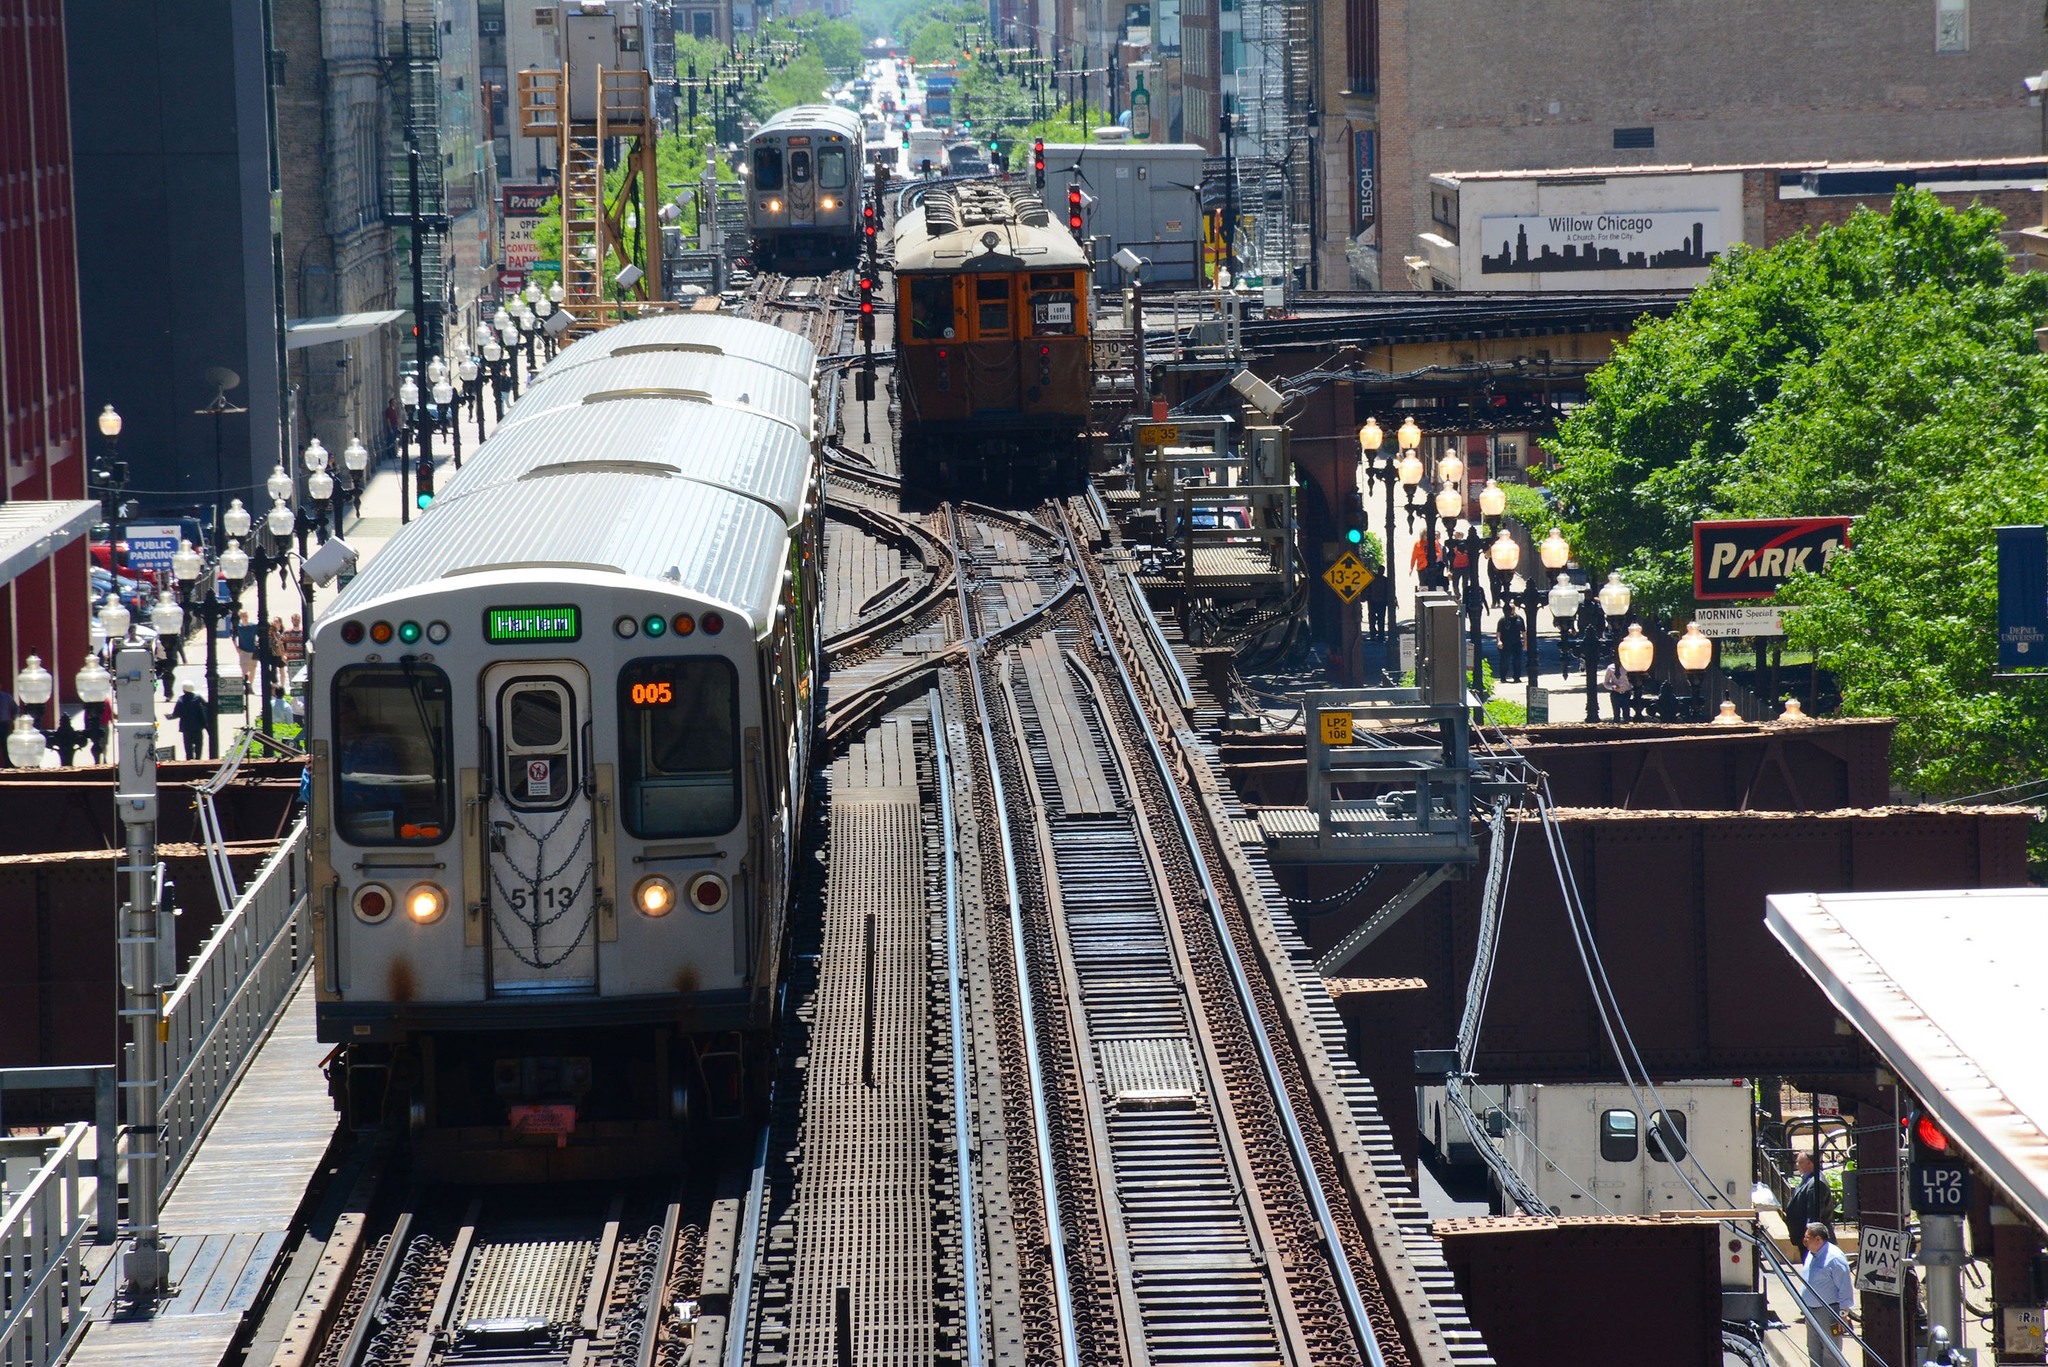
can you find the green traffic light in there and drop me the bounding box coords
[1346,528,1363,544]
[417,493,433,510]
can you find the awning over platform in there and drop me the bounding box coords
[1766,888,2048,1232]
[284,309,405,350]
[0,499,99,588]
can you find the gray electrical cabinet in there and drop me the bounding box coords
[1043,141,1207,286]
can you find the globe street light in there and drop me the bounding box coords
[1675,622,1714,719]
[1582,570,1633,722]
[175,539,225,757]
[343,436,370,518]
[399,373,421,525]
[12,654,55,762]
[1359,418,1404,656]
[1615,622,1655,720]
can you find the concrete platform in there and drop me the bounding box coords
[66,979,338,1367]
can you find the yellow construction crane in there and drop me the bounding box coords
[517,1,669,332]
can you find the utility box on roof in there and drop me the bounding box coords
[1043,142,1206,286]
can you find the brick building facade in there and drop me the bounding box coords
[1319,0,2047,291]
[0,0,92,699]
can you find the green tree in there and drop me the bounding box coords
[1541,189,2048,805]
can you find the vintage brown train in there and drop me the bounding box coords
[890,183,1092,491]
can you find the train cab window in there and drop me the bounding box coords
[332,664,454,845]
[753,146,784,191]
[1647,1110,1688,1163]
[817,147,848,189]
[789,149,812,184]
[975,277,1011,337]
[498,679,574,811]
[1598,1108,1639,1163]
[909,276,955,340]
[1029,271,1078,335]
[618,658,741,837]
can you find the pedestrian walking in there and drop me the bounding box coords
[234,609,259,681]
[171,683,210,761]
[1600,658,1632,721]
[1496,609,1525,682]
[1364,564,1390,642]
[82,698,109,764]
[154,636,175,700]
[51,710,83,766]
[1798,1222,1854,1365]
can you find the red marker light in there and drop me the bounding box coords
[701,611,725,635]
[1915,1114,1950,1153]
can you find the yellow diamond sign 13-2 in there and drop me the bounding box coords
[1322,551,1375,604]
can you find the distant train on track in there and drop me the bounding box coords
[308,313,823,1180]
[747,105,866,269]
[891,182,1093,491]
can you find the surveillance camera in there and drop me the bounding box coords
[544,309,575,336]
[1227,368,1285,417]
[615,263,644,290]
[1113,246,1145,274]
[302,536,358,588]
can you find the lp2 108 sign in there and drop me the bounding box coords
[1693,517,1851,601]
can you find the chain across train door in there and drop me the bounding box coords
[484,662,599,994]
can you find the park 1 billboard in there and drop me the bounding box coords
[1692,517,1852,601]
[502,184,553,280]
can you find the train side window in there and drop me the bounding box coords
[817,147,847,189]
[332,664,454,845]
[618,657,741,838]
[1648,1109,1688,1163]
[789,149,811,184]
[1598,1108,1639,1162]
[975,277,1011,337]
[908,275,955,340]
[753,146,783,191]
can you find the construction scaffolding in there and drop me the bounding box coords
[516,2,671,331]
[384,0,445,347]
[1235,0,1311,290]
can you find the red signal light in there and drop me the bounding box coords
[1914,1114,1950,1153]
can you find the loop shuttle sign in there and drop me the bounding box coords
[1692,517,1851,601]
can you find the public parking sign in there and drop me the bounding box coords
[1692,517,1852,600]
[125,523,182,581]
[1911,1159,1971,1214]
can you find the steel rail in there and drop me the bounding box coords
[929,687,985,1367]
[1058,504,1389,1367]
[724,1123,772,1367]
[947,504,1081,1367]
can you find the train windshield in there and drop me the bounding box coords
[331,664,454,845]
[908,276,955,340]
[817,147,848,189]
[618,657,741,837]
[753,145,784,191]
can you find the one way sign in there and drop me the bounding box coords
[1693,517,1852,601]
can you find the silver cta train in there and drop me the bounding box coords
[306,313,823,1179]
[746,104,866,269]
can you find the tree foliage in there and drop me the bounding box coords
[1541,189,2048,801]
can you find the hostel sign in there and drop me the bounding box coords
[1692,517,1851,601]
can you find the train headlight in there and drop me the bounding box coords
[634,875,677,917]
[404,882,448,924]
[821,196,836,211]
[353,883,394,923]
[767,197,782,213]
[687,871,729,914]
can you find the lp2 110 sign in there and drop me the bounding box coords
[1912,1160,1971,1214]
[1692,518,1851,601]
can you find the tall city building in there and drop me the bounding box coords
[1313,0,2047,290]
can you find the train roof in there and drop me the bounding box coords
[320,472,790,634]
[892,184,1091,273]
[500,349,815,440]
[432,397,813,525]
[545,313,816,386]
[752,104,864,141]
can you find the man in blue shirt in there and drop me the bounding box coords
[1799,1221,1855,1365]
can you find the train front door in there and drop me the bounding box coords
[483,662,599,994]
[787,147,815,226]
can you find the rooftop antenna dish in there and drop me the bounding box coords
[198,366,247,416]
